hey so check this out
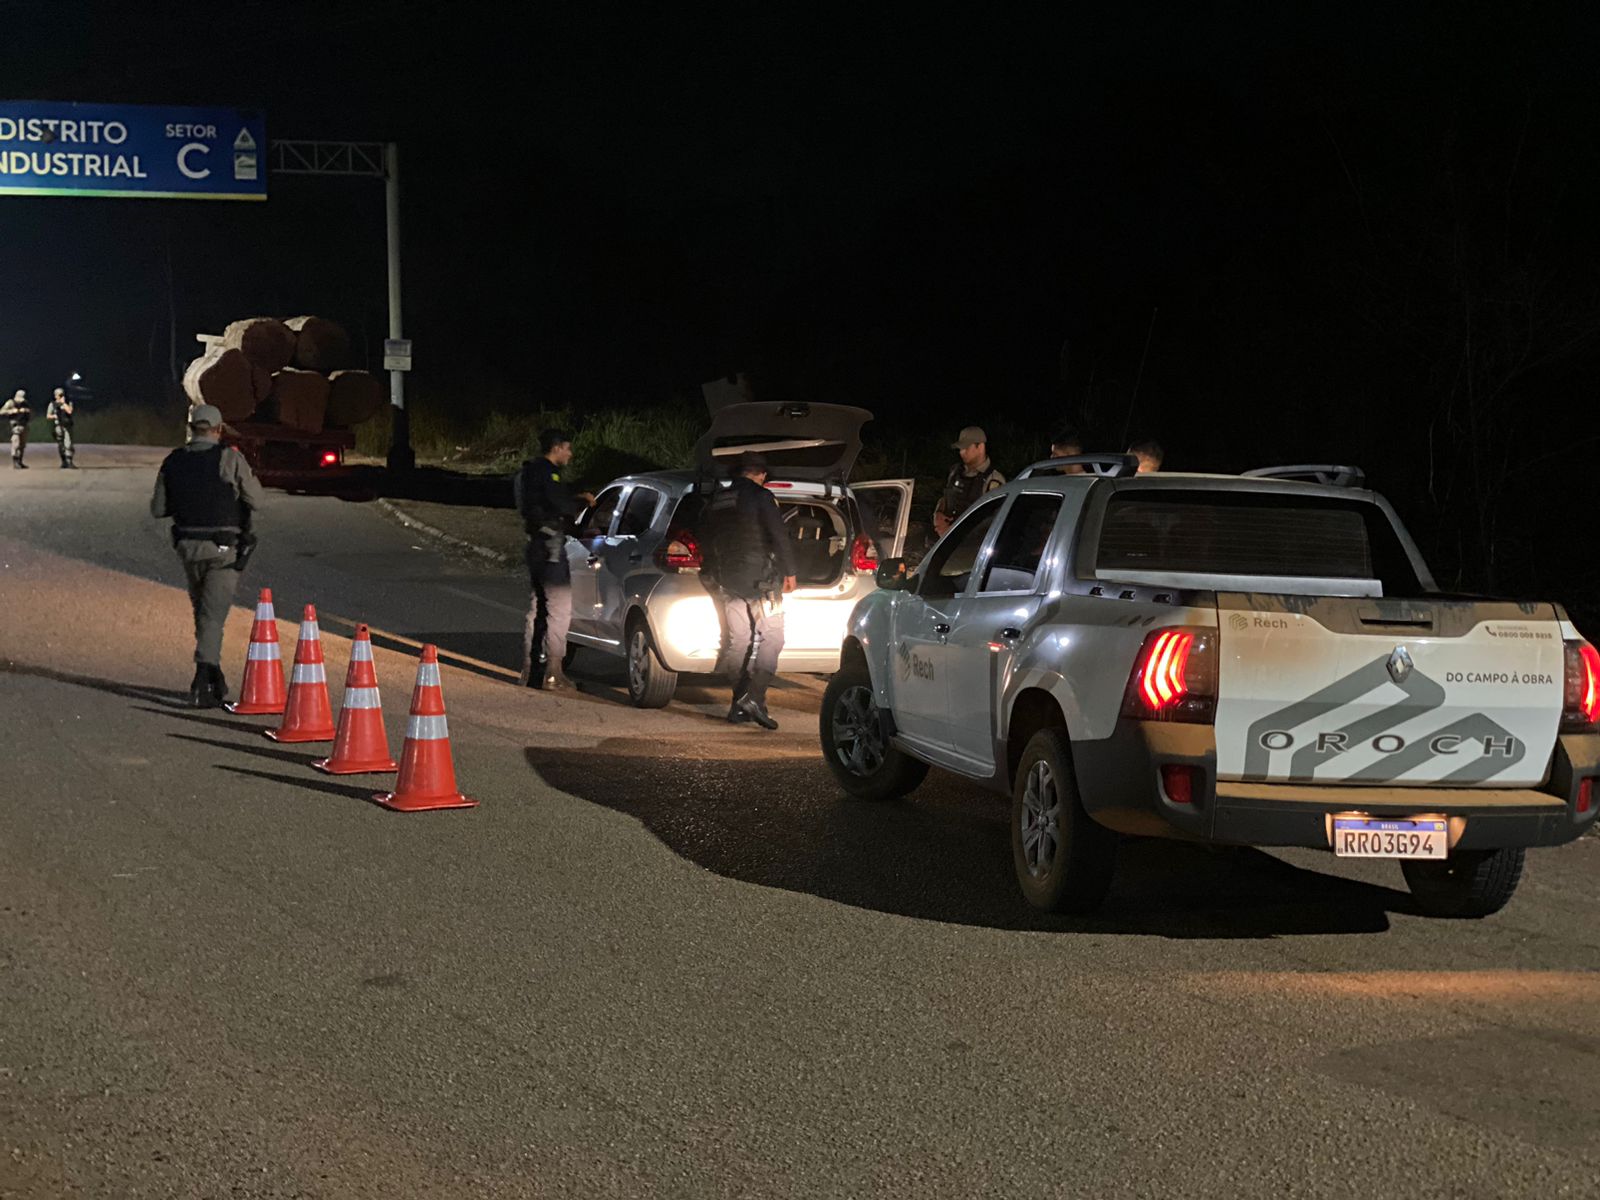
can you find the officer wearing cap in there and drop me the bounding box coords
[150,404,265,707]
[46,387,76,468]
[932,425,1006,537]
[699,450,797,729]
[1,389,31,468]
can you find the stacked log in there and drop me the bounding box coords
[182,348,258,422]
[285,316,351,373]
[222,318,296,373]
[183,315,384,433]
[326,370,385,427]
[266,368,331,433]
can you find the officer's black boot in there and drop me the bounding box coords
[207,665,230,706]
[186,665,214,708]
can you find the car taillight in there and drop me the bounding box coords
[655,529,702,573]
[851,533,878,573]
[1562,640,1600,730]
[1121,628,1218,723]
[320,450,341,467]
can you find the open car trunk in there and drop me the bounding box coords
[693,401,872,483]
[674,490,851,588]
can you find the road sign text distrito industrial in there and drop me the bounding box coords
[0,100,267,201]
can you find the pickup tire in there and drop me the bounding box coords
[1402,847,1524,918]
[626,617,677,708]
[1011,729,1116,913]
[820,660,929,800]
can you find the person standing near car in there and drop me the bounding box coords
[1,389,31,469]
[150,404,265,707]
[46,387,76,468]
[932,425,1005,537]
[514,428,592,691]
[700,451,796,730]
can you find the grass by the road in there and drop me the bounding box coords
[75,396,1028,505]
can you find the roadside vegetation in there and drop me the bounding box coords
[351,395,1046,509]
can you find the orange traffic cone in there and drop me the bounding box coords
[313,624,398,775]
[373,645,476,811]
[265,605,336,743]
[227,588,287,715]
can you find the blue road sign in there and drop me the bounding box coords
[0,101,267,201]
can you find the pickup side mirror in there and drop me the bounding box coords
[875,557,911,590]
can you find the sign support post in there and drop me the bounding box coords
[383,143,413,471]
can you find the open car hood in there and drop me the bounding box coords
[693,401,872,482]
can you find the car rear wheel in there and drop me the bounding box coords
[1011,729,1116,913]
[626,618,677,708]
[1402,847,1524,918]
[819,659,929,800]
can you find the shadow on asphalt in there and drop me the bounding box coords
[216,765,379,803]
[132,705,273,735]
[524,736,1417,938]
[562,648,825,717]
[168,731,324,770]
[0,662,191,708]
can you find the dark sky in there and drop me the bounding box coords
[6,2,1600,599]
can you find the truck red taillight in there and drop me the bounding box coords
[655,529,702,573]
[1121,628,1218,723]
[320,450,341,467]
[851,533,878,573]
[1562,640,1600,730]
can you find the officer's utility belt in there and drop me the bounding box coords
[173,525,241,546]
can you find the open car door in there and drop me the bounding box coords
[851,479,914,559]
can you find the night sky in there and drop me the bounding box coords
[5,3,1599,608]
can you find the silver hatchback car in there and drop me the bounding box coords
[561,402,913,706]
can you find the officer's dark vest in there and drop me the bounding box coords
[943,462,998,522]
[701,480,775,591]
[518,459,564,537]
[161,445,244,535]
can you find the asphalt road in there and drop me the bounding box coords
[2,446,1598,1199]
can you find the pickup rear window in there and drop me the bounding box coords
[1093,490,1423,591]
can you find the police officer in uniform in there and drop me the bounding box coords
[700,452,796,730]
[514,428,590,691]
[150,405,265,707]
[1,389,31,468]
[46,387,76,468]
[932,425,1005,536]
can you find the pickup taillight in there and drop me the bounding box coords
[1562,640,1600,730]
[1121,628,1218,723]
[655,529,702,573]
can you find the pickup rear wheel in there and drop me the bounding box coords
[1402,847,1524,918]
[820,660,928,800]
[1011,729,1116,913]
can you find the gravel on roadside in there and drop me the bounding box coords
[377,498,525,565]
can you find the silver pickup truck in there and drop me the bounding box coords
[820,457,1600,917]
